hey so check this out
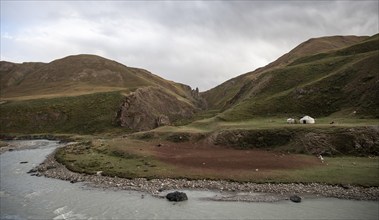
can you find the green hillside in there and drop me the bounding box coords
[203,34,378,120]
[202,35,369,110]
[0,92,124,134]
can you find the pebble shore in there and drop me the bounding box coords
[31,147,379,202]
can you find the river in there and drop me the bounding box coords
[0,140,378,220]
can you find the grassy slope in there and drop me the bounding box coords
[201,35,378,121]
[55,140,178,179]
[0,91,125,134]
[162,116,379,133]
[202,35,369,110]
[217,35,379,120]
[276,156,379,186]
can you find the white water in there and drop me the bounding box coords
[1,140,378,220]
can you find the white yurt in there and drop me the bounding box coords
[300,116,315,124]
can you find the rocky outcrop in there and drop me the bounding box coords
[192,87,208,110]
[156,115,170,127]
[211,126,379,156]
[116,87,197,131]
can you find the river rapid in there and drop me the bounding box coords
[0,140,378,220]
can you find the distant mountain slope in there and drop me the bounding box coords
[203,34,378,119]
[0,55,204,133]
[0,54,194,101]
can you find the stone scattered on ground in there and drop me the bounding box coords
[166,191,188,202]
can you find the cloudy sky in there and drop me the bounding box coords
[1,1,378,91]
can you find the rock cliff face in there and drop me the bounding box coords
[116,87,197,131]
[211,126,379,156]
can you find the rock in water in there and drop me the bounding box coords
[290,195,302,203]
[27,168,37,174]
[166,191,188,202]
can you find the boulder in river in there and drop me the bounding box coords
[166,191,188,202]
[290,195,302,203]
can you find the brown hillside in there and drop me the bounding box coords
[0,61,46,93]
[1,55,149,99]
[0,54,198,102]
[269,35,368,68]
[0,54,205,132]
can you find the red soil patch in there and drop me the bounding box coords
[149,142,321,171]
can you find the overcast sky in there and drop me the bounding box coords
[1,1,378,91]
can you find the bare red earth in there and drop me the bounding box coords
[149,142,321,171]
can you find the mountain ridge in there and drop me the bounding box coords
[0,54,196,101]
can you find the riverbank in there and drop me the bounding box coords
[0,135,73,154]
[0,139,61,154]
[32,145,379,202]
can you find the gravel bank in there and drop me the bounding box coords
[32,147,379,202]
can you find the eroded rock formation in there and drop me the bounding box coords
[116,87,197,131]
